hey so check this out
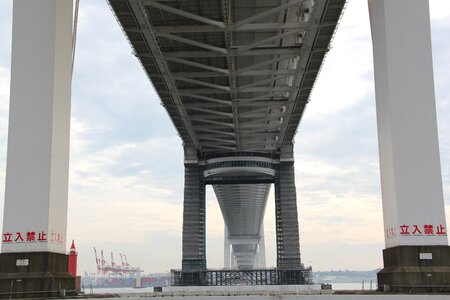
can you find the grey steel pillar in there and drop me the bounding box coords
[181,163,206,270]
[274,161,301,270]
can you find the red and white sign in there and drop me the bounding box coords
[385,224,447,239]
[2,230,65,245]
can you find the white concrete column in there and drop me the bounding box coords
[369,0,448,248]
[224,225,230,269]
[231,248,236,269]
[258,222,266,268]
[1,0,73,254]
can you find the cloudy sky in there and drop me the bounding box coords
[0,1,449,275]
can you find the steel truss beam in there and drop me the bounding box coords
[236,29,304,53]
[194,128,235,137]
[184,101,291,108]
[184,102,230,108]
[177,86,294,94]
[143,0,226,28]
[154,23,307,33]
[234,0,304,28]
[175,77,230,91]
[197,133,235,140]
[126,0,200,149]
[236,56,296,74]
[171,70,297,78]
[157,32,228,54]
[238,75,292,91]
[186,106,233,117]
[126,21,336,34]
[198,136,236,145]
[201,144,236,151]
[192,118,234,128]
[236,93,286,102]
[144,0,304,31]
[164,48,300,59]
[180,94,232,105]
[166,57,229,75]
[159,30,303,54]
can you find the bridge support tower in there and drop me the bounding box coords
[181,163,206,271]
[369,0,450,292]
[0,0,75,296]
[275,161,301,270]
[179,149,304,285]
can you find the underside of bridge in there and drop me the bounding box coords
[108,0,345,277]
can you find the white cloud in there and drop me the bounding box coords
[67,117,186,272]
[305,1,374,119]
[293,152,383,270]
[430,0,450,21]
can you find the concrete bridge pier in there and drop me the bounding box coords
[256,223,266,269]
[369,0,450,292]
[224,225,231,269]
[0,0,75,296]
[224,223,267,270]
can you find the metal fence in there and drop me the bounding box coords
[171,268,313,286]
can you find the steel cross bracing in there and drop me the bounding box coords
[108,0,346,271]
[108,0,345,153]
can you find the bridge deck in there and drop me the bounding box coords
[108,0,345,154]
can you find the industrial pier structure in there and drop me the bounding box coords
[1,0,450,296]
[93,248,144,277]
